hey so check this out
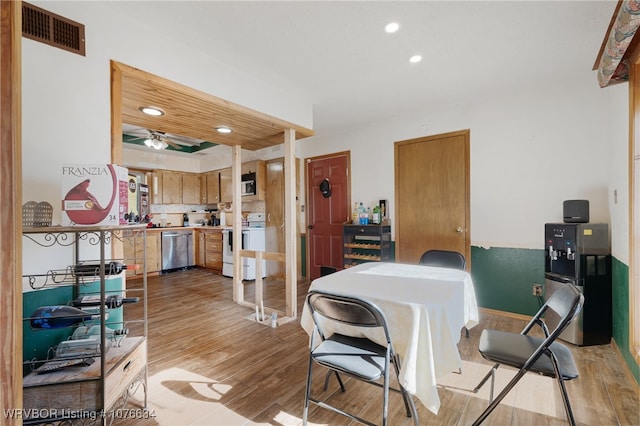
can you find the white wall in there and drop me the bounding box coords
[22,1,313,225]
[297,69,614,250]
[605,83,630,264]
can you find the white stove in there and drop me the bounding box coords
[222,216,266,280]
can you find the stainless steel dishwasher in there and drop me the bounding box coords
[161,230,194,271]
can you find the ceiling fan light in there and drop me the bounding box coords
[216,126,232,134]
[139,106,165,116]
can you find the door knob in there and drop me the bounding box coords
[308,224,314,230]
[456,227,464,233]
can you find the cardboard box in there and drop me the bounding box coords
[61,164,128,226]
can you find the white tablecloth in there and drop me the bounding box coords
[300,262,479,415]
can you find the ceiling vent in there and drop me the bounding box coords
[22,2,85,56]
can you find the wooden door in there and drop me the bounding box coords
[265,158,285,278]
[394,130,470,266]
[306,153,350,280]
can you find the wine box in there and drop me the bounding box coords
[61,164,129,226]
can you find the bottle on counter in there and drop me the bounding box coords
[30,305,104,329]
[70,294,139,309]
[358,202,367,225]
[372,205,381,224]
[352,202,359,224]
[73,261,139,277]
[183,213,189,227]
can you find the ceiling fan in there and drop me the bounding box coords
[124,128,182,150]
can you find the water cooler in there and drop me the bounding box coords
[544,223,611,345]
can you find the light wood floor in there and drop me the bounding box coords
[114,268,639,426]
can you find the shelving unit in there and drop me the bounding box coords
[22,225,148,426]
[343,224,392,269]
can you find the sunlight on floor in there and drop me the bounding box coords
[127,367,326,426]
[438,360,562,419]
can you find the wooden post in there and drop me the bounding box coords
[255,251,264,319]
[0,0,23,421]
[232,145,243,303]
[284,129,297,317]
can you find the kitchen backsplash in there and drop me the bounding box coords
[149,200,265,226]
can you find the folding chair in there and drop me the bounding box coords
[471,283,584,425]
[419,249,466,270]
[419,249,469,337]
[303,290,418,426]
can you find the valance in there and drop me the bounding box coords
[597,0,640,87]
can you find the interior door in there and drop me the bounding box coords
[306,153,350,281]
[394,130,470,266]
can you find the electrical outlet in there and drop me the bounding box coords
[532,283,543,297]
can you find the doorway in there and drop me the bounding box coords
[394,130,470,266]
[306,152,350,281]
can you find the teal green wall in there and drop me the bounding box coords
[611,258,640,384]
[470,246,545,316]
[23,277,125,376]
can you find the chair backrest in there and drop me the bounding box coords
[419,249,466,270]
[526,283,584,339]
[306,290,391,342]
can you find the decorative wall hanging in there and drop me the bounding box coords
[319,178,332,198]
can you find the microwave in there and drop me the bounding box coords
[241,172,256,196]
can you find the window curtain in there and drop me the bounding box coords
[598,0,640,87]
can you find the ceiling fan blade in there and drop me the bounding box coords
[161,137,182,150]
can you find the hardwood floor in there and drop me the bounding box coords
[114,268,639,426]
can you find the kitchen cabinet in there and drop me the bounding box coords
[204,170,220,204]
[219,168,232,203]
[182,172,202,204]
[195,229,223,271]
[343,224,392,269]
[124,230,161,275]
[161,171,182,204]
[241,160,266,201]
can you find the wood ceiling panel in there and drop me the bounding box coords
[114,61,313,151]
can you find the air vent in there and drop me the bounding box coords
[22,2,85,56]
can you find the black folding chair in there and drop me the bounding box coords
[471,283,584,425]
[419,249,466,270]
[419,249,470,338]
[303,290,418,426]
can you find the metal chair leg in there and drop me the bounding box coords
[303,352,314,426]
[473,363,500,393]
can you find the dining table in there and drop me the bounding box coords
[300,261,479,415]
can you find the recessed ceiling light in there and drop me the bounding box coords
[139,106,165,116]
[215,126,232,134]
[385,22,399,33]
[409,55,422,64]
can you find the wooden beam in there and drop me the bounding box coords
[0,1,23,421]
[284,129,297,317]
[232,145,243,303]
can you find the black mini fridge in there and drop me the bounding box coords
[544,223,611,346]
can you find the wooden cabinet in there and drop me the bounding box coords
[219,168,232,203]
[241,160,266,201]
[204,170,220,204]
[195,229,223,271]
[343,224,392,269]
[182,172,202,204]
[161,171,182,204]
[196,231,206,266]
[124,230,161,275]
[205,231,223,271]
